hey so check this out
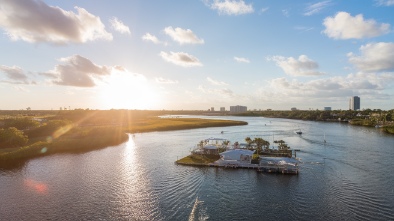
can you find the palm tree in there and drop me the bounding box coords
[245,137,252,149]
[263,140,270,150]
[253,137,264,155]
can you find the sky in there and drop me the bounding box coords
[0,0,393,111]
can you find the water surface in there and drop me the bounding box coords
[1,116,393,220]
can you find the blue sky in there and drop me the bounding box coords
[0,0,393,110]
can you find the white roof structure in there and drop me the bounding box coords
[202,137,230,150]
[220,149,255,161]
[259,157,298,166]
[203,145,218,150]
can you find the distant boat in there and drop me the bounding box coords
[294,129,302,135]
[324,132,326,143]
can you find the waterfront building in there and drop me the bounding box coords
[324,107,331,111]
[230,105,247,113]
[220,107,225,112]
[349,96,360,110]
[291,107,297,111]
[211,107,214,111]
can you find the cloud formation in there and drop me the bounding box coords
[0,65,29,84]
[209,0,254,15]
[304,1,331,16]
[268,55,324,76]
[375,0,394,6]
[164,27,204,45]
[348,42,394,72]
[142,33,162,44]
[207,77,229,86]
[198,85,234,98]
[159,51,202,67]
[323,12,390,39]
[234,57,250,63]
[109,17,130,35]
[282,9,290,17]
[0,0,112,44]
[268,72,394,101]
[43,55,111,87]
[260,7,269,13]
[155,77,179,84]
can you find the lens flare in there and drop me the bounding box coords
[24,179,48,194]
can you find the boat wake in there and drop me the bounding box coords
[188,197,208,221]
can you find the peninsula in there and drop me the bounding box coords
[0,110,247,162]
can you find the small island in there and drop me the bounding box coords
[176,137,299,174]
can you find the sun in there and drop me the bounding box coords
[99,71,160,109]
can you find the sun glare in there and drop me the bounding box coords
[99,71,160,109]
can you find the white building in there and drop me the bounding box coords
[230,105,247,113]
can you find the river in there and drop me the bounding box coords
[0,116,393,220]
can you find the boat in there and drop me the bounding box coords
[294,129,302,135]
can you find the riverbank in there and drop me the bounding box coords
[235,110,394,135]
[0,110,247,162]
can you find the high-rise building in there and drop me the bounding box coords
[349,96,360,110]
[230,105,247,113]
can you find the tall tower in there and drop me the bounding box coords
[349,96,360,110]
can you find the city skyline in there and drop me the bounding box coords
[0,0,393,111]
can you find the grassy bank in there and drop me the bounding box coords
[176,154,220,166]
[0,126,129,162]
[0,110,247,162]
[124,117,247,133]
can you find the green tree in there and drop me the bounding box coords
[25,120,71,138]
[3,117,39,130]
[245,137,252,148]
[0,127,28,148]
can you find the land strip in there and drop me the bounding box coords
[0,110,247,163]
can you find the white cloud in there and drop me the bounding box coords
[159,51,202,67]
[304,1,331,16]
[0,65,28,83]
[43,55,111,87]
[109,17,130,35]
[323,12,390,39]
[268,72,394,101]
[267,55,324,76]
[207,77,229,86]
[164,27,204,45]
[0,0,112,44]
[348,42,394,72]
[155,77,178,84]
[142,33,162,44]
[294,26,314,32]
[261,7,269,13]
[209,0,254,15]
[198,85,234,98]
[234,57,250,63]
[282,9,290,17]
[375,0,394,6]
